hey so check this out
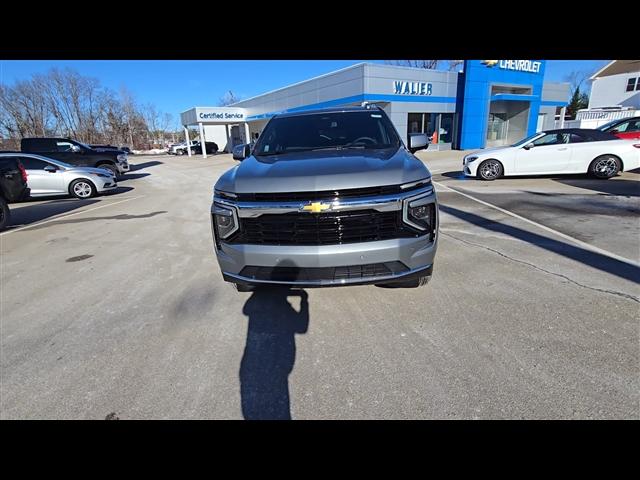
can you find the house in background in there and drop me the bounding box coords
[571,60,640,129]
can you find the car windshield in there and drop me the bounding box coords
[511,133,543,147]
[253,110,401,156]
[596,118,629,131]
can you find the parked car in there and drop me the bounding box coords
[168,142,195,155]
[597,116,640,140]
[463,128,640,180]
[12,153,118,199]
[0,155,30,230]
[211,105,437,291]
[191,141,219,155]
[21,137,130,178]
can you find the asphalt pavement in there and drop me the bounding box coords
[1,151,638,419]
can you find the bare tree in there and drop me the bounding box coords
[447,60,464,71]
[386,60,440,69]
[0,67,180,151]
[218,90,240,106]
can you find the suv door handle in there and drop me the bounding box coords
[557,147,568,151]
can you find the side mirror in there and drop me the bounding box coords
[43,165,57,172]
[232,143,250,161]
[408,133,429,153]
[71,145,81,153]
[523,143,534,150]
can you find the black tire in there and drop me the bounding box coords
[0,197,10,231]
[69,179,96,199]
[477,159,503,181]
[589,155,621,179]
[98,163,119,178]
[177,149,186,156]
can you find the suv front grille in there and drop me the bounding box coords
[228,209,420,246]
[239,261,409,282]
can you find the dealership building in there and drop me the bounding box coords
[180,60,570,156]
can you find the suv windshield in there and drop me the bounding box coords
[253,110,401,156]
[511,133,543,147]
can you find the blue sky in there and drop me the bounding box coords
[0,60,608,127]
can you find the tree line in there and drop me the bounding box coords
[0,68,180,151]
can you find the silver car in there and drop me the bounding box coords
[2,153,118,199]
[211,105,438,291]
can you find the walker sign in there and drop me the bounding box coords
[481,60,542,74]
[393,81,433,96]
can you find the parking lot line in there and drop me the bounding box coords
[433,180,640,268]
[0,196,144,236]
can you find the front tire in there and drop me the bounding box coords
[589,155,621,179]
[477,159,503,181]
[98,163,119,178]
[0,197,10,231]
[69,179,96,199]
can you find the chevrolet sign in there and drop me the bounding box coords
[482,60,542,74]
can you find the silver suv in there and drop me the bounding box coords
[211,106,438,291]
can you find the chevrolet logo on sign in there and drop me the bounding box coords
[481,60,499,67]
[302,202,331,213]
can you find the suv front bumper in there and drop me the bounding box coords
[212,184,438,287]
[216,235,437,287]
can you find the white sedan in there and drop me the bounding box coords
[463,129,640,180]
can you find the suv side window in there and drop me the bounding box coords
[56,141,76,152]
[569,133,588,143]
[533,133,569,146]
[20,157,49,170]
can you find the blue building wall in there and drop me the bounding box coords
[458,60,547,150]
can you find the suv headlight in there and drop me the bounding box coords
[402,195,436,235]
[117,154,127,162]
[212,205,239,239]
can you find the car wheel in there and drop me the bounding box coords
[589,155,621,179]
[69,179,96,199]
[98,163,119,178]
[0,197,10,231]
[177,149,185,156]
[477,159,503,181]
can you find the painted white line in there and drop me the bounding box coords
[433,181,640,268]
[0,196,144,236]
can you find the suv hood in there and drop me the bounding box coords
[217,148,430,193]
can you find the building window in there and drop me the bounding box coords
[626,77,637,92]
[407,113,456,144]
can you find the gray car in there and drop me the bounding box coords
[1,153,118,199]
[211,105,438,291]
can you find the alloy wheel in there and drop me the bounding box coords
[73,181,93,198]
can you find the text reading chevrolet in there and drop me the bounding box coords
[211,106,438,291]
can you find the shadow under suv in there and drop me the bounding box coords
[211,105,438,291]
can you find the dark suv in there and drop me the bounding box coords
[0,156,30,230]
[21,137,130,177]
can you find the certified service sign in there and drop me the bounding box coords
[196,107,246,122]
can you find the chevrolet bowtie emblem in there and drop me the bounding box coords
[302,202,331,213]
[481,60,499,67]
